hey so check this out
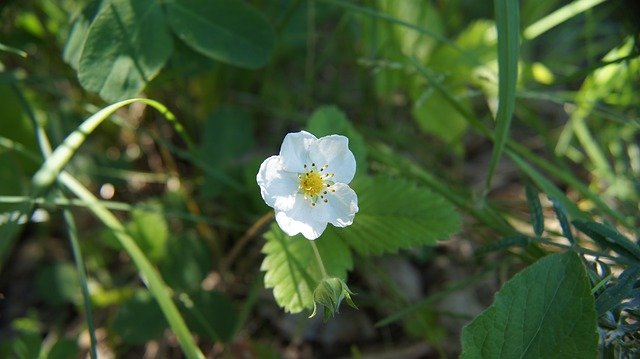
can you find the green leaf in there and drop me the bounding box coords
[572,220,640,262]
[461,251,598,359]
[62,0,104,70]
[327,176,460,256]
[165,0,275,69]
[35,263,80,306]
[127,201,169,263]
[159,234,211,292]
[260,224,353,313]
[595,265,640,316]
[179,290,238,342]
[525,185,544,237]
[306,106,367,175]
[199,106,255,198]
[485,0,519,190]
[45,338,79,359]
[550,196,574,244]
[112,290,168,345]
[78,0,173,102]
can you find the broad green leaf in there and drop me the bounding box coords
[306,106,367,175]
[35,263,80,306]
[62,0,104,70]
[78,0,173,102]
[261,224,353,313]
[326,176,460,256]
[461,251,598,359]
[485,0,519,190]
[112,290,168,345]
[165,0,275,69]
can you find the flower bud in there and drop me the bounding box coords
[310,277,357,321]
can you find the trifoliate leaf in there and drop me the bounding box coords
[78,0,172,102]
[261,224,353,313]
[461,251,598,359]
[326,176,460,256]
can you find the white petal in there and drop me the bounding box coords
[256,155,299,210]
[316,183,358,227]
[279,131,317,172]
[275,210,328,240]
[309,135,356,184]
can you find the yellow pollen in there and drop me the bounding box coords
[300,171,324,196]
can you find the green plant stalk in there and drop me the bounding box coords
[523,0,606,40]
[58,172,204,359]
[62,208,98,359]
[32,98,193,193]
[310,240,328,279]
[485,0,519,192]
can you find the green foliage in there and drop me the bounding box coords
[35,262,80,306]
[159,234,212,292]
[68,0,276,101]
[328,176,461,256]
[127,202,169,263]
[165,0,275,70]
[261,223,353,313]
[199,106,255,198]
[112,290,168,345]
[180,291,238,342]
[461,251,598,358]
[78,0,173,102]
[525,185,544,237]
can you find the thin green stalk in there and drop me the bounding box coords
[523,0,606,40]
[310,241,328,279]
[32,98,192,193]
[58,172,204,359]
[62,208,98,359]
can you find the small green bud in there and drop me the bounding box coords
[310,277,357,321]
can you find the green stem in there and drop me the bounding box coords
[58,172,204,359]
[62,208,98,359]
[310,241,328,278]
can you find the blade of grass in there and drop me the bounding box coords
[485,0,519,192]
[62,206,98,359]
[32,98,192,193]
[507,151,586,220]
[523,0,607,40]
[409,58,632,229]
[0,195,238,229]
[58,171,204,359]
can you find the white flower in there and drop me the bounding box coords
[256,131,359,240]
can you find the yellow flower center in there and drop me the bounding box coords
[301,171,324,196]
[298,163,335,205]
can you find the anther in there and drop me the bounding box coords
[323,191,327,194]
[323,199,328,203]
[304,164,307,168]
[312,163,315,167]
